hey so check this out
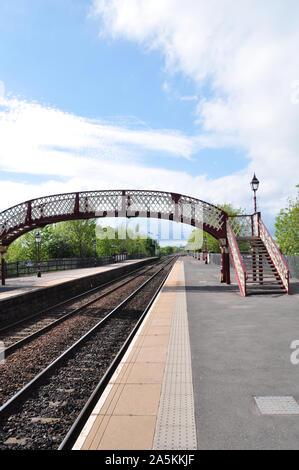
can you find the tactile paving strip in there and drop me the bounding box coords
[254,396,299,415]
[153,263,197,450]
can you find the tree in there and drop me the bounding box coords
[275,186,299,255]
[56,219,97,258]
[159,246,181,256]
[5,219,160,262]
[6,226,55,262]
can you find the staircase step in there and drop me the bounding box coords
[245,264,275,267]
[246,272,280,281]
[247,285,285,290]
[247,280,284,285]
[245,268,277,273]
[244,264,276,268]
[236,236,259,241]
[230,233,289,295]
[246,270,279,274]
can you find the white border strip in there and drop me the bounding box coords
[72,261,177,450]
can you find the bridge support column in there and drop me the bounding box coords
[220,244,230,285]
[223,250,230,285]
[0,247,7,286]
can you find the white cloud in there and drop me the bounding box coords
[0,86,290,229]
[180,95,198,102]
[1,0,298,230]
[0,95,200,174]
[0,81,4,99]
[92,0,299,216]
[0,93,228,212]
[0,92,248,208]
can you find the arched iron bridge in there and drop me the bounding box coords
[0,189,228,247]
[0,189,231,287]
[0,189,290,296]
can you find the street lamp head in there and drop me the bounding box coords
[250,173,259,192]
[35,232,42,244]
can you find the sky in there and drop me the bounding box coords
[0,0,298,243]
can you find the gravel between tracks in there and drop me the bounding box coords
[0,259,175,450]
[0,268,156,406]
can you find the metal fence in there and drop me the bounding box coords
[283,255,299,279]
[4,253,148,279]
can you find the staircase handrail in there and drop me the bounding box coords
[227,219,247,296]
[258,218,290,294]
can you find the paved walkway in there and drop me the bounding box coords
[73,256,299,450]
[73,259,197,450]
[186,257,299,450]
[0,259,148,301]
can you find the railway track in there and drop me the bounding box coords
[0,255,177,450]
[0,258,169,406]
[0,257,165,356]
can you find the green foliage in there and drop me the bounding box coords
[159,245,181,257]
[5,219,159,262]
[275,186,299,254]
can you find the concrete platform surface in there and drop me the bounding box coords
[73,256,299,451]
[186,257,299,450]
[73,259,197,450]
[0,259,150,301]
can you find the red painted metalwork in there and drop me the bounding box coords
[223,251,230,285]
[0,189,230,287]
[1,253,5,286]
[0,189,228,247]
[258,218,290,294]
[0,189,291,296]
[226,219,247,296]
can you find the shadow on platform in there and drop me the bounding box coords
[163,284,239,293]
[289,280,299,295]
[164,280,299,296]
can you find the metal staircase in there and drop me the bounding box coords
[238,236,285,294]
[226,213,290,296]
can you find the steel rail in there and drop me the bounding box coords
[1,259,164,356]
[0,256,177,419]
[58,255,177,450]
[0,257,159,334]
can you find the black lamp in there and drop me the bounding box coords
[250,173,259,212]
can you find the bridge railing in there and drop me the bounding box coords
[226,219,247,296]
[0,190,228,246]
[259,218,290,294]
[228,213,260,238]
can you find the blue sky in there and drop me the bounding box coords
[0,0,196,128]
[0,0,298,241]
[0,0,246,177]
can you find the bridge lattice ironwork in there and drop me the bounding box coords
[0,189,228,247]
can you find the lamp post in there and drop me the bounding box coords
[35,232,41,278]
[0,246,7,286]
[203,235,208,264]
[250,173,259,213]
[93,239,97,266]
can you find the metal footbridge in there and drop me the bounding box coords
[0,189,290,295]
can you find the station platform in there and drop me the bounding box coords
[73,256,299,451]
[0,259,151,302]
